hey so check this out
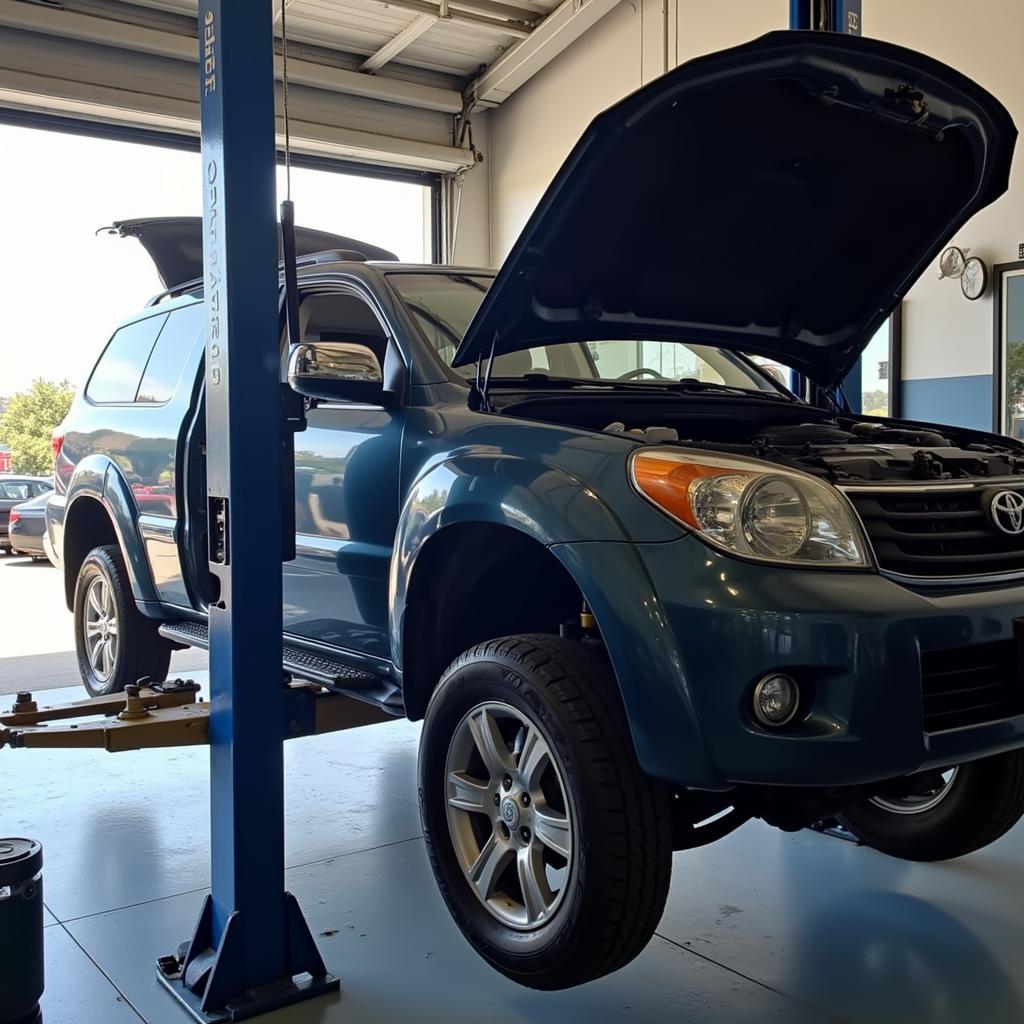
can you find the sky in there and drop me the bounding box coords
[0,124,431,396]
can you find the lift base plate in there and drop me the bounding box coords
[157,964,339,1023]
[157,892,340,1022]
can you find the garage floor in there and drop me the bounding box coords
[5,676,1024,1024]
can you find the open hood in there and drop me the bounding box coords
[107,217,399,290]
[452,31,1015,383]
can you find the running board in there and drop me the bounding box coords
[158,620,401,707]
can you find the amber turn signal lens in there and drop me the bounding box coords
[631,452,744,529]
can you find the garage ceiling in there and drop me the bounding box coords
[147,0,551,79]
[0,0,621,171]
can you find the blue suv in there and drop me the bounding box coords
[47,32,1024,989]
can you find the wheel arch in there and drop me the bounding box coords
[392,452,632,722]
[391,454,721,790]
[61,456,159,612]
[398,521,587,722]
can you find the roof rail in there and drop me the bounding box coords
[146,249,371,306]
[296,248,369,267]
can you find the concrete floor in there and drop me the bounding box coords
[0,554,206,694]
[3,677,1024,1024]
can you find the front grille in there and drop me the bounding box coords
[845,486,1024,578]
[921,639,1024,732]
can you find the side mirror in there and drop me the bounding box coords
[287,342,384,403]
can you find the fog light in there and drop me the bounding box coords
[753,674,799,726]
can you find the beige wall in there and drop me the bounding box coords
[869,1,1024,383]
[485,0,1024,400]
[449,111,493,268]
[489,0,786,258]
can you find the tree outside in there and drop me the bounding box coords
[0,379,74,475]
[1005,339,1024,437]
[861,389,889,417]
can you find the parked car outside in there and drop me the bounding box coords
[0,476,52,553]
[44,32,1022,990]
[9,490,55,561]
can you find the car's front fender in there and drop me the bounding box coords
[389,452,721,789]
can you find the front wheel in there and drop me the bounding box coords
[73,545,172,696]
[419,634,672,990]
[838,750,1024,862]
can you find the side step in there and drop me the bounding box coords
[158,620,400,707]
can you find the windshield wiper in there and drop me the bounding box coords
[491,373,617,389]
[665,379,790,399]
[490,373,790,399]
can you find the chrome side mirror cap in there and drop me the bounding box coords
[287,341,384,403]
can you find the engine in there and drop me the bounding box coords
[603,418,1024,484]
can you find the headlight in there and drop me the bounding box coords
[630,449,871,567]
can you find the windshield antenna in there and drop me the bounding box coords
[280,0,301,349]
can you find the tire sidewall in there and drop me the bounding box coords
[74,548,130,696]
[419,655,589,976]
[840,752,1024,861]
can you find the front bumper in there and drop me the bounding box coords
[636,538,1024,788]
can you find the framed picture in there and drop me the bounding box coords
[993,260,1024,437]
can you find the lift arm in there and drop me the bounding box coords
[0,681,394,752]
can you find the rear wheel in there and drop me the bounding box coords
[838,751,1024,861]
[73,545,172,696]
[419,634,672,990]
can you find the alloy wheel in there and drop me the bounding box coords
[444,701,575,930]
[83,574,119,681]
[870,767,959,815]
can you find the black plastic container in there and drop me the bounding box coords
[0,839,43,1024]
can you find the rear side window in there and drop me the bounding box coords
[86,314,168,404]
[137,304,203,404]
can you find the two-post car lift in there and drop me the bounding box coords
[2,1,867,1020]
[1,2,387,1020]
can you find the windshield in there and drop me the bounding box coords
[388,272,785,394]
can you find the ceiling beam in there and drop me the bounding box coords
[0,0,464,112]
[442,0,544,22]
[361,14,437,74]
[374,0,532,37]
[469,0,622,106]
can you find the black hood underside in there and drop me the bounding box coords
[453,31,1016,383]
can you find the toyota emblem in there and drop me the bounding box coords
[989,490,1024,535]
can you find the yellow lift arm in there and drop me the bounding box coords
[0,679,395,752]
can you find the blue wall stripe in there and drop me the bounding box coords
[902,374,993,432]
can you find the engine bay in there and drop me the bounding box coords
[496,392,1024,484]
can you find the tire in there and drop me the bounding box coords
[73,544,172,697]
[419,634,672,990]
[838,750,1024,862]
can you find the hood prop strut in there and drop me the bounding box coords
[473,332,500,413]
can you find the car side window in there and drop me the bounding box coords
[32,482,52,497]
[0,482,30,499]
[137,303,204,404]
[298,292,389,369]
[86,314,168,404]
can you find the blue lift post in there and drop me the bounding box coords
[794,0,869,846]
[157,1,339,1019]
[789,0,863,413]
